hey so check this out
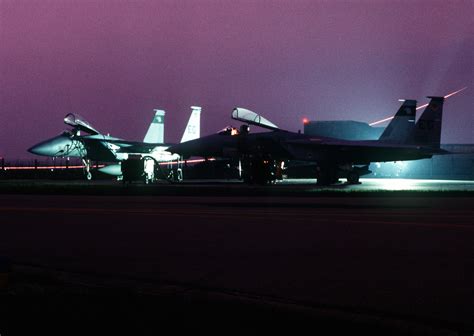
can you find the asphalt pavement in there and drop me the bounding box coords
[0,178,474,330]
[0,179,473,334]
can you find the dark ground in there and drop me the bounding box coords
[0,180,473,335]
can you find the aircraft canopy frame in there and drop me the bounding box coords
[231,108,279,130]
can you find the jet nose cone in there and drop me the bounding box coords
[28,135,74,157]
[28,143,50,156]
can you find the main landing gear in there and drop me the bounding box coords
[316,163,339,186]
[346,171,360,184]
[316,163,368,186]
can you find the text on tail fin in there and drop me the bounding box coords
[180,106,201,143]
[412,97,444,148]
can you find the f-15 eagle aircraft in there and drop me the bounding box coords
[169,97,448,185]
[29,106,201,181]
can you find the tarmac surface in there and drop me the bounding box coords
[1,177,474,195]
[0,178,473,334]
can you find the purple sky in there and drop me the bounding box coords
[1,0,472,159]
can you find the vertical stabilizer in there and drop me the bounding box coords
[143,109,165,144]
[379,99,417,143]
[180,106,201,143]
[411,97,444,148]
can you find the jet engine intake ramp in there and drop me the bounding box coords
[232,108,279,130]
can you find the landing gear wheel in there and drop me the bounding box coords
[86,171,92,180]
[316,166,338,186]
[347,171,360,184]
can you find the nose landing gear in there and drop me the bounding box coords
[241,157,280,185]
[82,158,92,180]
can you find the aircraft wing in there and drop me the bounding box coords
[282,137,451,164]
[105,139,164,154]
[286,138,451,152]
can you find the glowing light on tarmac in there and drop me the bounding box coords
[369,178,474,191]
[374,178,417,190]
[369,87,467,126]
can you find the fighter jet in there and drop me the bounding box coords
[29,106,201,181]
[168,97,448,185]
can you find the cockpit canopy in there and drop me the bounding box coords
[64,113,100,135]
[231,108,279,130]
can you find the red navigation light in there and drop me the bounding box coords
[302,118,309,124]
